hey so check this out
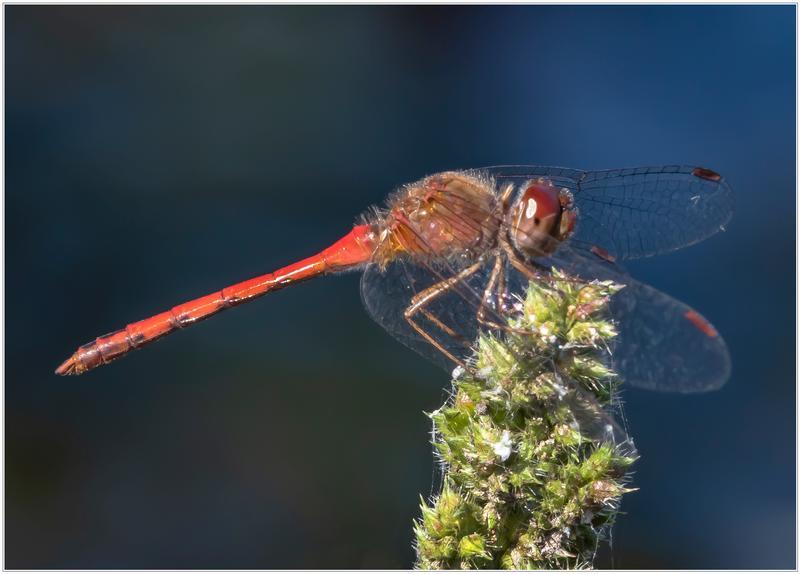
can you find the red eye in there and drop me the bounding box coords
[520,182,560,222]
[510,180,567,257]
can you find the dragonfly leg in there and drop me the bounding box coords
[476,255,537,336]
[419,309,470,345]
[502,240,607,289]
[502,238,611,291]
[404,261,485,371]
[476,255,506,330]
[506,251,542,281]
[497,256,507,312]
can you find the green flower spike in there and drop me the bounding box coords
[414,270,637,570]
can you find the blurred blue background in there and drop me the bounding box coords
[6,5,795,569]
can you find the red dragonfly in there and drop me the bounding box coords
[56,165,732,394]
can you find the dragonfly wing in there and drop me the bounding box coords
[360,257,494,373]
[572,165,733,261]
[535,245,731,393]
[481,165,734,261]
[612,280,731,393]
[558,370,638,457]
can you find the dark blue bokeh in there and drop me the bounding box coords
[6,5,795,568]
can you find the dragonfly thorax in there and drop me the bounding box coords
[371,171,500,267]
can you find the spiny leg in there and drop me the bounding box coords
[404,261,485,370]
[494,182,514,313]
[498,227,596,289]
[476,255,536,335]
[476,255,507,331]
[506,251,541,281]
[504,245,592,290]
[420,309,470,345]
[497,256,507,312]
[395,253,469,345]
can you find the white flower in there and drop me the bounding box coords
[452,366,465,379]
[492,430,513,462]
[482,383,503,398]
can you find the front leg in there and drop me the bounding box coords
[476,254,538,336]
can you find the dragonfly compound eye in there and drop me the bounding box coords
[510,180,563,256]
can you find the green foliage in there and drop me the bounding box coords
[414,270,637,569]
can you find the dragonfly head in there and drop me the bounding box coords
[508,179,574,257]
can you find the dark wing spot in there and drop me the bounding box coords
[692,167,722,182]
[684,310,719,338]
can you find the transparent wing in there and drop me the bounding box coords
[534,245,731,393]
[557,370,637,457]
[612,281,731,393]
[480,164,734,261]
[361,248,729,393]
[360,256,495,373]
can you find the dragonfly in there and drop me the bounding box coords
[56,164,732,395]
